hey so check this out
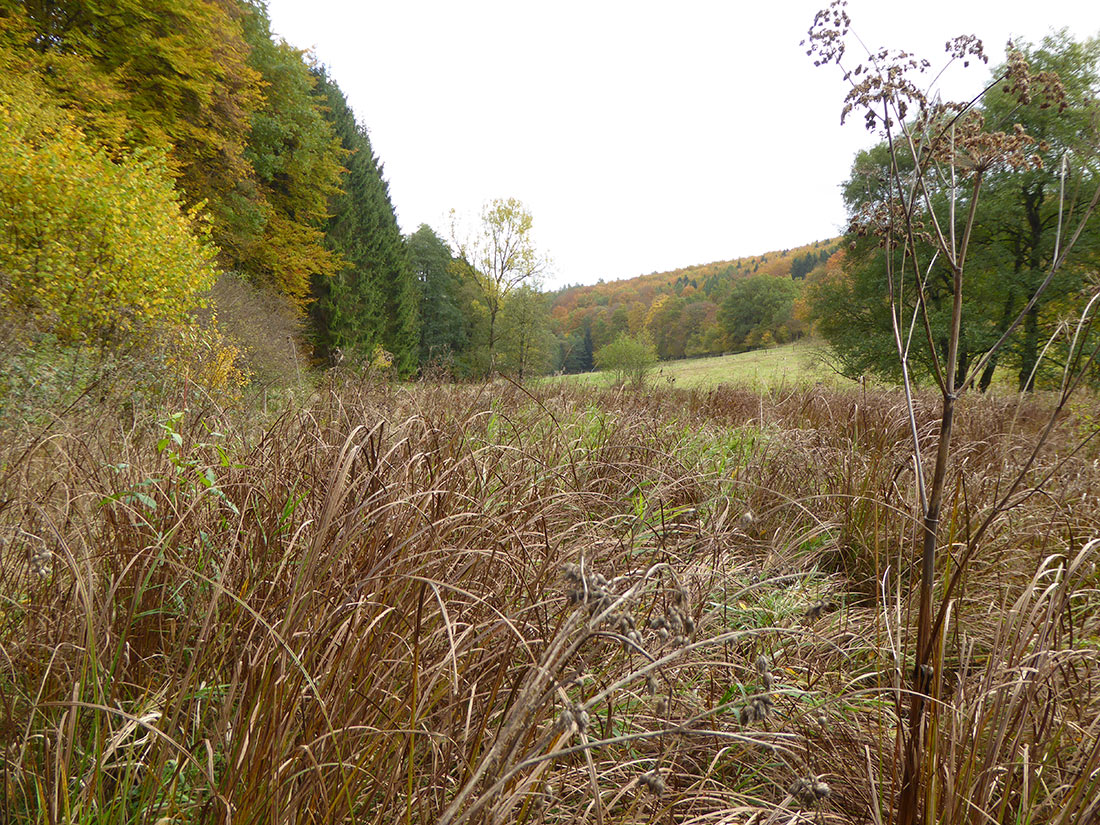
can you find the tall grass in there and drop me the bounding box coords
[1,378,1097,823]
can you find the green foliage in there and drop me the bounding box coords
[309,68,418,375]
[0,76,216,344]
[237,5,343,303]
[452,198,547,375]
[594,332,658,387]
[718,275,801,351]
[6,0,264,257]
[814,33,1100,390]
[498,285,554,378]
[410,224,467,368]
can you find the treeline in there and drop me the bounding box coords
[548,240,840,370]
[811,32,1100,392]
[0,0,417,378]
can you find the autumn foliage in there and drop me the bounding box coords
[0,75,216,344]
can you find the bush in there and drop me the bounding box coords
[0,75,217,345]
[594,332,657,387]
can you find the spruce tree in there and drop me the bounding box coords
[310,68,418,375]
[409,225,467,365]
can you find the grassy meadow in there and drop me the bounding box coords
[2,372,1098,824]
[554,341,845,391]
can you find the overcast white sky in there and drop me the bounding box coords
[265,1,1098,290]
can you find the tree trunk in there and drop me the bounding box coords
[1018,303,1040,392]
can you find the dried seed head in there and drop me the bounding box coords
[762,672,774,692]
[562,669,587,689]
[646,674,658,695]
[789,776,831,806]
[755,654,771,675]
[535,782,552,809]
[28,539,52,579]
[639,769,666,796]
[573,705,589,733]
[804,599,838,621]
[563,563,615,613]
[655,697,668,716]
[740,694,774,724]
[558,707,575,731]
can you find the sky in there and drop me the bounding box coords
[265,0,1099,290]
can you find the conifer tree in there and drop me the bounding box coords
[310,69,418,375]
[409,225,467,365]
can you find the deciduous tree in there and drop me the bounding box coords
[0,76,216,343]
[451,198,547,376]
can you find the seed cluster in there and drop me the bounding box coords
[804,599,837,622]
[562,563,613,614]
[27,536,52,579]
[638,769,666,796]
[740,653,776,725]
[789,775,831,807]
[557,704,590,734]
[649,587,695,647]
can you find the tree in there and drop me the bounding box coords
[498,285,553,379]
[309,67,418,374]
[6,0,268,272]
[238,5,343,303]
[409,224,467,367]
[594,333,657,388]
[451,198,547,376]
[813,32,1100,391]
[974,32,1100,389]
[0,74,216,343]
[718,275,800,350]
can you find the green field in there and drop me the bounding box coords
[556,340,847,390]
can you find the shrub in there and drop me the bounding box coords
[0,75,217,345]
[594,332,657,387]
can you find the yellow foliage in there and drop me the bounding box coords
[0,75,217,343]
[168,319,251,399]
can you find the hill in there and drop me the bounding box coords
[548,238,842,371]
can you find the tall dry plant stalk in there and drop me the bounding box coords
[805,4,1100,823]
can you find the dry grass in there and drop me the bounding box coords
[1,378,1097,823]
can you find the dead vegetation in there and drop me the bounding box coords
[1,379,1098,823]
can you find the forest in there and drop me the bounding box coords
[5,1,1092,390]
[2,2,1100,824]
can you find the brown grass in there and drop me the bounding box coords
[1,378,1097,823]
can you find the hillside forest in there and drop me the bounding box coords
[4,3,1095,392]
